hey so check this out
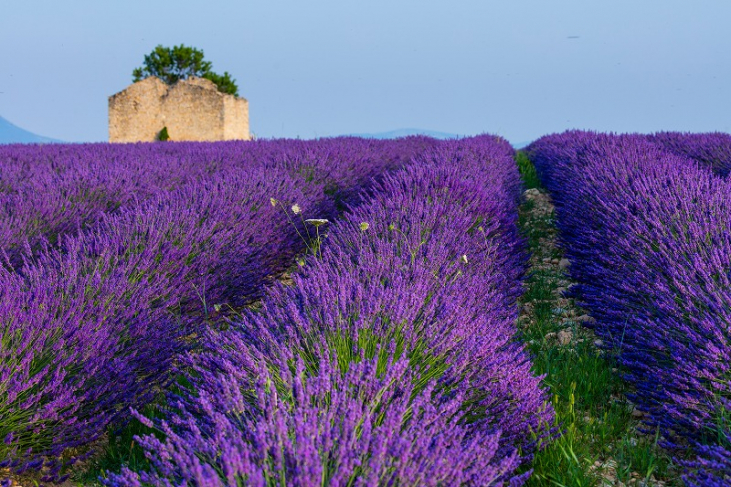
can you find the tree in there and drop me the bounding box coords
[132,44,239,96]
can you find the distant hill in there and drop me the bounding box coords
[0,116,62,144]
[349,128,461,140]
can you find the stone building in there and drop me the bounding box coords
[108,76,250,142]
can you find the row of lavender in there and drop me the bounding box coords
[105,136,553,486]
[0,138,433,479]
[0,139,427,266]
[649,131,731,177]
[526,131,731,485]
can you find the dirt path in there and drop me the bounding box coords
[518,185,675,487]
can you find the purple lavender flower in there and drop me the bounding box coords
[105,135,552,486]
[683,443,731,486]
[649,131,731,177]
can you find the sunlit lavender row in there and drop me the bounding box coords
[527,131,731,485]
[0,137,436,479]
[103,135,553,486]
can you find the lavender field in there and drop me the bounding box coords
[1,132,731,486]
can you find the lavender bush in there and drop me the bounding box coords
[527,131,731,483]
[683,443,731,486]
[106,136,553,486]
[0,137,434,477]
[648,131,731,177]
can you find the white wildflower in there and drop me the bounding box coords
[291,204,301,215]
[305,219,329,227]
[360,222,369,231]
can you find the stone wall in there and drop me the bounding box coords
[108,77,167,143]
[108,76,250,142]
[223,96,250,141]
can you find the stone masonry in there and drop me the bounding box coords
[108,76,250,142]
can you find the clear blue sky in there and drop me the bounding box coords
[1,0,728,143]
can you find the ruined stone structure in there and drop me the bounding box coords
[108,76,250,142]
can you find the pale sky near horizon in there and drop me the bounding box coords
[1,0,729,143]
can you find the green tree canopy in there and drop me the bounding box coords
[132,44,239,96]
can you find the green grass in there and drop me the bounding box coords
[517,151,540,190]
[515,151,679,486]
